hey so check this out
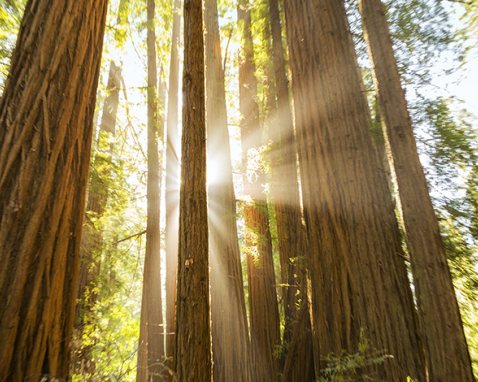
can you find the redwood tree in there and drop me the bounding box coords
[174,0,212,379]
[284,0,424,380]
[0,1,108,380]
[165,0,181,368]
[137,0,165,380]
[360,0,474,380]
[204,0,251,380]
[264,0,315,379]
[238,1,281,380]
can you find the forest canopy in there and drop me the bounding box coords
[0,0,477,381]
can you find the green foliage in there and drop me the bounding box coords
[319,330,394,382]
[0,0,25,87]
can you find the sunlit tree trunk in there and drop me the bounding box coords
[204,0,251,381]
[238,1,280,380]
[165,0,181,371]
[264,2,314,379]
[284,1,424,380]
[0,1,108,380]
[137,0,166,380]
[360,0,474,380]
[74,58,121,381]
[74,3,130,377]
[174,0,212,379]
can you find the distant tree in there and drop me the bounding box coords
[204,0,251,380]
[137,0,165,380]
[238,1,281,380]
[165,0,181,370]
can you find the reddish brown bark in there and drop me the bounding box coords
[204,0,251,381]
[238,1,281,380]
[174,0,212,379]
[0,1,108,380]
[360,0,474,380]
[284,1,424,380]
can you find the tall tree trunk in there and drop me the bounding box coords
[284,1,424,380]
[264,2,314,378]
[174,0,212,379]
[137,0,166,380]
[165,0,181,370]
[204,0,251,381]
[237,1,281,380]
[359,0,474,380]
[0,1,108,380]
[74,2,130,375]
[74,58,122,381]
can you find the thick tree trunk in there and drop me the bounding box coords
[137,0,166,380]
[165,0,181,370]
[284,1,424,381]
[0,1,108,380]
[204,0,251,381]
[238,2,281,381]
[264,2,314,378]
[360,0,474,380]
[174,0,212,380]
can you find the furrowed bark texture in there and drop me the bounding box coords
[137,0,166,380]
[265,1,314,378]
[174,0,212,380]
[0,1,108,380]
[204,0,251,381]
[360,0,474,380]
[238,1,281,381]
[165,0,181,369]
[284,1,424,380]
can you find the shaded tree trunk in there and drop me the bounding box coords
[238,1,281,380]
[204,0,251,381]
[360,0,474,380]
[284,1,424,380]
[137,0,166,380]
[165,0,181,371]
[0,1,108,380]
[174,0,212,379]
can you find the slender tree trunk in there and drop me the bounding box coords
[137,0,166,380]
[284,1,424,380]
[204,0,251,381]
[165,0,181,370]
[238,2,280,380]
[360,0,474,380]
[74,58,122,380]
[174,0,212,379]
[0,1,108,380]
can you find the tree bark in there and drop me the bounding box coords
[284,1,425,380]
[137,0,166,380]
[360,0,474,380]
[165,0,181,371]
[204,0,251,381]
[174,0,212,379]
[0,1,108,380]
[238,1,281,380]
